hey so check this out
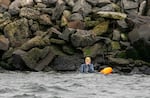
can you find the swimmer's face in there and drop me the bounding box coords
[85,57,91,65]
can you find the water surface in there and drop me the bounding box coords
[0,71,150,98]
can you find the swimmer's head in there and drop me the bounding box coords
[85,57,91,64]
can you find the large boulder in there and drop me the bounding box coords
[128,16,150,62]
[97,11,127,20]
[73,0,92,16]
[50,55,83,71]
[12,46,56,71]
[71,30,97,47]
[20,36,50,51]
[0,0,10,8]
[4,18,30,47]
[0,35,9,51]
[9,0,34,15]
[20,7,40,20]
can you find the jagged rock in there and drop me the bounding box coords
[122,0,138,10]
[93,21,109,36]
[67,20,85,29]
[138,0,146,15]
[20,36,50,51]
[62,45,75,55]
[58,28,76,42]
[112,29,120,41]
[51,55,82,71]
[111,41,121,50]
[97,11,127,20]
[69,13,83,21]
[108,57,130,65]
[128,23,150,61]
[50,38,66,45]
[71,30,97,47]
[86,0,111,6]
[52,1,65,20]
[65,0,75,7]
[0,35,9,51]
[38,14,52,25]
[82,43,106,57]
[20,7,40,20]
[73,0,92,16]
[0,12,11,30]
[9,0,34,15]
[61,10,71,26]
[13,47,56,71]
[0,1,10,13]
[4,18,30,47]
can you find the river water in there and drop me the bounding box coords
[0,71,150,98]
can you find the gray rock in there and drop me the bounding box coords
[0,0,10,8]
[13,47,56,71]
[122,0,138,10]
[0,35,9,51]
[69,13,83,21]
[97,11,127,20]
[20,7,40,20]
[138,0,146,15]
[4,18,30,47]
[108,57,130,65]
[71,30,96,47]
[51,55,82,71]
[9,0,34,15]
[73,0,92,16]
[86,0,111,6]
[20,36,50,51]
[38,14,52,25]
[58,28,76,42]
[65,0,75,7]
[52,1,65,20]
[112,29,120,41]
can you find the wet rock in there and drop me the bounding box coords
[20,36,50,51]
[128,16,150,61]
[4,18,30,47]
[71,30,96,47]
[108,57,130,65]
[69,13,83,21]
[93,21,109,36]
[67,20,85,29]
[38,14,52,25]
[73,0,92,16]
[0,35,9,51]
[51,55,82,71]
[20,7,40,20]
[14,47,56,71]
[58,28,76,42]
[97,11,127,20]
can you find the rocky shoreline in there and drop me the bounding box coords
[0,0,150,74]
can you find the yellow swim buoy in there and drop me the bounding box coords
[100,67,113,75]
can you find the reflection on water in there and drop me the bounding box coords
[0,71,150,98]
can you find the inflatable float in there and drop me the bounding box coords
[100,67,113,75]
